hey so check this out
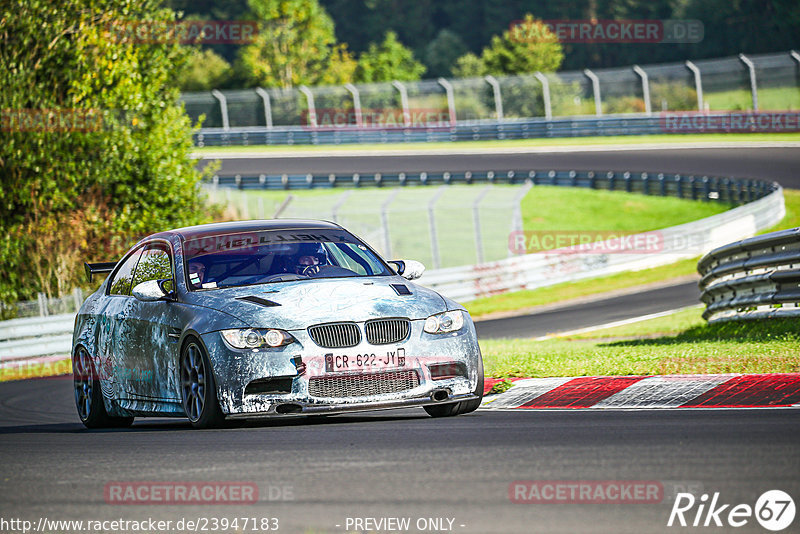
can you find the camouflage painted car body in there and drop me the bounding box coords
[72,220,482,421]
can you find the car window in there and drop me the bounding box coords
[131,244,173,293]
[182,229,392,289]
[108,248,144,296]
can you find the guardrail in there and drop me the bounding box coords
[193,111,800,147]
[698,227,800,322]
[0,314,75,362]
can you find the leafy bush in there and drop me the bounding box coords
[0,0,213,305]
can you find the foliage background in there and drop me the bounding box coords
[0,0,213,306]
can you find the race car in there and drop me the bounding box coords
[73,220,483,428]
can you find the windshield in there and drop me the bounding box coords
[182,229,392,289]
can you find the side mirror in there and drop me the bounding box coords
[132,279,173,302]
[389,260,425,280]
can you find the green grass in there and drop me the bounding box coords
[705,87,800,112]
[193,132,800,155]
[520,186,726,233]
[480,311,800,378]
[468,188,800,318]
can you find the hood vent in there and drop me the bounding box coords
[237,296,281,307]
[390,284,412,296]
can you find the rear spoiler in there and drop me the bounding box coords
[84,262,117,282]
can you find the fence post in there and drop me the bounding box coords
[437,78,457,126]
[273,195,293,218]
[211,90,230,130]
[427,187,447,269]
[330,190,353,223]
[472,186,492,264]
[685,61,704,112]
[632,65,652,116]
[299,86,317,127]
[37,292,48,317]
[254,87,273,129]
[791,51,800,88]
[485,75,504,121]
[738,54,758,111]
[381,190,400,258]
[344,83,363,127]
[392,81,411,127]
[509,182,533,257]
[584,69,602,116]
[534,72,552,120]
[72,287,84,311]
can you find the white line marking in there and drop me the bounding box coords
[193,141,800,160]
[532,304,703,341]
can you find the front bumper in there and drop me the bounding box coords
[201,318,481,417]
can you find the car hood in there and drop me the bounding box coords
[181,277,447,330]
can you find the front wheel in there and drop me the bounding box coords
[73,347,134,429]
[424,356,484,418]
[180,339,226,429]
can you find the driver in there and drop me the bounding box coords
[293,244,328,275]
[187,261,206,288]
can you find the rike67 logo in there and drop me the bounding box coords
[668,490,795,531]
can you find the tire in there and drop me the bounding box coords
[424,355,484,418]
[73,347,134,429]
[180,338,226,429]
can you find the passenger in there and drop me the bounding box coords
[188,261,206,287]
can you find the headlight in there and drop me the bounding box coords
[220,328,295,349]
[424,310,465,334]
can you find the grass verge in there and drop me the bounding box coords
[480,309,800,378]
[193,132,800,155]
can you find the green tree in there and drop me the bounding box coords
[176,48,233,91]
[353,31,426,83]
[451,53,487,78]
[235,0,356,88]
[0,0,211,305]
[423,29,469,78]
[479,14,563,76]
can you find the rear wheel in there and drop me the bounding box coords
[180,339,226,429]
[73,347,134,429]
[424,355,484,417]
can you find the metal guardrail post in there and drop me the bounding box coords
[380,190,400,258]
[472,186,492,264]
[254,88,273,129]
[211,90,230,130]
[344,83,363,127]
[583,69,602,116]
[484,76,504,121]
[738,54,758,111]
[438,78,457,126]
[533,72,552,120]
[632,65,652,116]
[427,187,447,269]
[392,81,411,127]
[685,61,704,112]
[299,86,317,128]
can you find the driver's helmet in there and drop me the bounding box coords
[293,243,328,274]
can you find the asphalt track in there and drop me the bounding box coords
[1,146,798,533]
[1,377,799,534]
[199,146,800,189]
[475,280,700,339]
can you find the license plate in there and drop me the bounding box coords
[324,347,406,372]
